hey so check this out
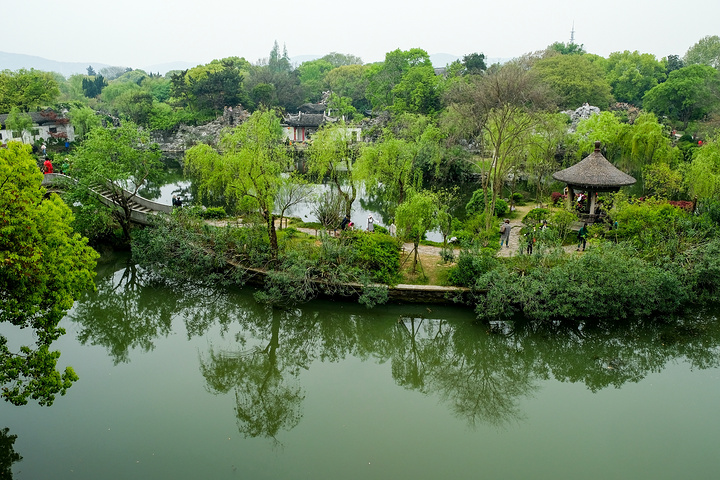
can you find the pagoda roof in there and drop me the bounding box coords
[552,141,636,190]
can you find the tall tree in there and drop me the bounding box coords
[395,190,439,273]
[684,135,720,201]
[68,105,101,140]
[296,59,334,103]
[4,107,34,143]
[443,62,553,230]
[0,68,60,113]
[356,131,420,209]
[0,142,98,406]
[306,120,362,217]
[604,50,666,106]
[548,42,586,55]
[462,53,487,74]
[532,53,613,109]
[366,48,438,113]
[170,58,250,113]
[185,109,291,260]
[325,64,370,112]
[642,64,720,129]
[684,35,720,69]
[68,122,165,243]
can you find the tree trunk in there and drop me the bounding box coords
[266,210,278,261]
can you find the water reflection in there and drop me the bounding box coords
[0,427,22,479]
[69,260,720,439]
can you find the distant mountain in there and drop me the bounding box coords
[1,51,511,78]
[0,51,195,77]
[0,51,110,77]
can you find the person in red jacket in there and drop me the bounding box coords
[43,158,53,174]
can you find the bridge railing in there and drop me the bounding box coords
[41,173,173,214]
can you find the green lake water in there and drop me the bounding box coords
[3,253,720,479]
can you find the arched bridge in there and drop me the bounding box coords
[41,173,173,226]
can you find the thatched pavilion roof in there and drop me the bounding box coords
[552,141,636,190]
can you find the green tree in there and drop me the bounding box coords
[548,42,586,55]
[0,142,98,405]
[395,190,438,273]
[643,162,683,198]
[683,135,720,201]
[366,48,438,113]
[325,64,370,112]
[356,131,420,208]
[0,69,60,113]
[666,54,685,75]
[68,105,101,140]
[684,35,720,69]
[572,111,630,165]
[81,74,107,98]
[170,58,251,114]
[532,54,613,109]
[462,53,487,74]
[642,64,720,129]
[297,59,334,103]
[525,113,568,203]
[4,107,34,144]
[185,109,291,260]
[604,50,666,106]
[116,90,155,125]
[306,120,361,217]
[320,52,363,67]
[68,122,165,243]
[443,62,553,230]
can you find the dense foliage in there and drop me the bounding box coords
[450,198,720,323]
[0,142,98,405]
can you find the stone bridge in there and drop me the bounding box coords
[41,173,173,226]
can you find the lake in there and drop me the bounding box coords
[3,253,720,479]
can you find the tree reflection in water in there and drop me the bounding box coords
[70,259,720,440]
[0,427,22,479]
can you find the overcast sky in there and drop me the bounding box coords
[4,0,718,69]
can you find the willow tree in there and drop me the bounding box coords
[355,131,421,212]
[395,189,438,274]
[443,62,553,231]
[684,135,720,201]
[185,109,290,260]
[306,120,361,217]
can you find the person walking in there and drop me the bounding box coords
[525,226,536,255]
[577,223,588,251]
[43,158,53,174]
[499,219,511,248]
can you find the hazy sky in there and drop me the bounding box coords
[5,0,718,68]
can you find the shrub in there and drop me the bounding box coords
[551,192,566,205]
[345,231,402,284]
[198,207,227,219]
[447,244,499,286]
[523,208,550,225]
[512,192,524,205]
[466,189,509,217]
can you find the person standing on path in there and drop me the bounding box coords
[577,223,588,251]
[499,219,511,247]
[525,226,536,255]
[367,214,374,232]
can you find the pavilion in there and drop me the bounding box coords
[552,141,636,222]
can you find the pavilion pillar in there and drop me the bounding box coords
[588,190,597,220]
